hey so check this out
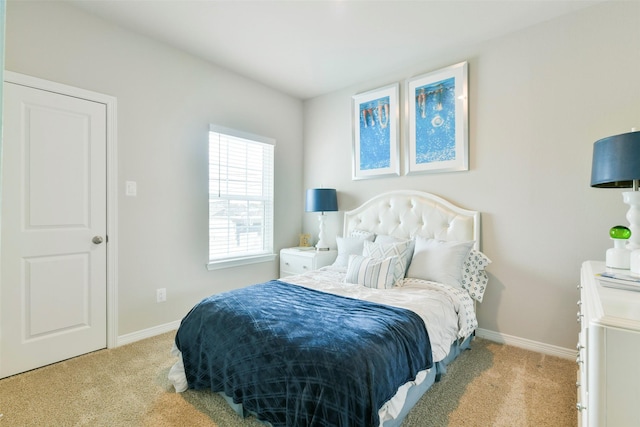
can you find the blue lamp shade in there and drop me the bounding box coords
[591,130,640,188]
[305,188,338,213]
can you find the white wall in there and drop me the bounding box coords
[5,1,304,336]
[303,1,640,350]
[0,0,4,147]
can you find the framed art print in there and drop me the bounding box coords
[406,61,468,174]
[352,83,400,180]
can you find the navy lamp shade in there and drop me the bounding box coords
[305,188,338,213]
[591,130,640,190]
[305,188,338,251]
[591,130,640,272]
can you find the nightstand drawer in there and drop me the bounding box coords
[281,254,313,275]
[279,248,337,278]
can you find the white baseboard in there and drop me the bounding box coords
[114,323,575,361]
[115,320,181,347]
[476,328,575,360]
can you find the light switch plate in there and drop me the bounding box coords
[125,181,137,196]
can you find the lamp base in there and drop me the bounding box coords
[315,213,330,252]
[624,191,640,250]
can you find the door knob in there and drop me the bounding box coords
[92,236,104,244]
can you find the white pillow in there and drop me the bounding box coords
[345,254,399,289]
[332,234,375,268]
[363,239,414,287]
[406,237,474,288]
[374,234,405,244]
[350,229,376,241]
[461,249,492,302]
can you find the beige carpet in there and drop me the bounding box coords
[0,332,577,426]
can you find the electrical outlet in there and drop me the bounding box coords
[156,288,166,303]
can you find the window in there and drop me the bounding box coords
[207,124,275,270]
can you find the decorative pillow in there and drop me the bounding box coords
[350,229,376,241]
[374,234,405,244]
[332,234,375,268]
[461,250,492,302]
[363,239,414,287]
[462,249,491,279]
[406,237,474,288]
[464,270,490,302]
[345,254,400,289]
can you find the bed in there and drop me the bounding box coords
[169,190,491,426]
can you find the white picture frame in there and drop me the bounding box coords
[351,83,400,180]
[406,62,469,174]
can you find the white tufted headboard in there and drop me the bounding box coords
[343,190,480,249]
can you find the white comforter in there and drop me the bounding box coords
[280,265,478,363]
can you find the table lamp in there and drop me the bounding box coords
[591,129,640,272]
[305,188,338,251]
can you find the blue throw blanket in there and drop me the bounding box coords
[175,280,432,427]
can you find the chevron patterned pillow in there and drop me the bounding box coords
[363,239,414,287]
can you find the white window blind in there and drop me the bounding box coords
[208,125,275,269]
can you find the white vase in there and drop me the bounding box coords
[606,238,631,269]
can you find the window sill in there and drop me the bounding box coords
[207,253,276,271]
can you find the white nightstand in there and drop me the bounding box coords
[279,247,337,278]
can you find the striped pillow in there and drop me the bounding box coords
[345,254,399,289]
[363,239,414,287]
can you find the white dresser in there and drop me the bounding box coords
[279,247,337,278]
[578,261,640,427]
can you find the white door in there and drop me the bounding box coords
[0,81,107,378]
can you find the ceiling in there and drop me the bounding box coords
[65,0,601,100]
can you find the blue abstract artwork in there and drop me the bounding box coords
[358,96,391,170]
[414,77,456,164]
